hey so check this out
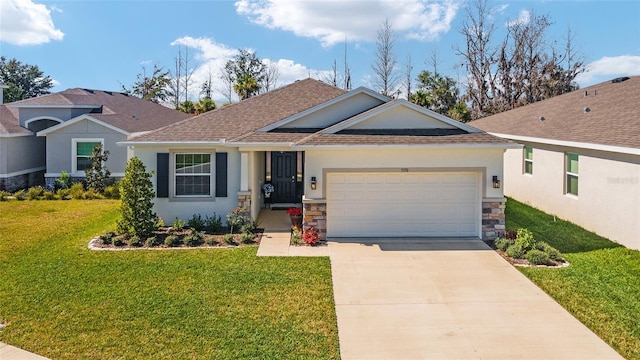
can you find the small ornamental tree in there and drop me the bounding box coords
[117,157,157,238]
[85,144,111,192]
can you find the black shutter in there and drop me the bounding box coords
[157,153,169,198]
[215,152,227,197]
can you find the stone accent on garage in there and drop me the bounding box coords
[1,170,45,192]
[482,197,506,240]
[302,198,327,241]
[237,191,252,219]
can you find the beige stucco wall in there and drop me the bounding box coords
[504,143,640,250]
[132,145,242,224]
[303,147,505,200]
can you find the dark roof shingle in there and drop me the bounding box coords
[471,76,640,149]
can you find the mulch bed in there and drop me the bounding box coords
[484,240,569,268]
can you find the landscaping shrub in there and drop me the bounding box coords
[227,207,248,234]
[291,225,302,245]
[514,228,536,252]
[0,190,10,201]
[494,237,513,251]
[164,235,181,247]
[183,231,204,247]
[223,233,236,245]
[303,226,319,246]
[129,235,143,247]
[170,218,186,232]
[56,188,71,200]
[112,237,125,247]
[103,183,120,199]
[506,243,525,259]
[187,214,206,231]
[13,190,25,200]
[26,186,45,200]
[204,235,218,246]
[84,143,111,193]
[83,188,103,200]
[205,213,223,233]
[241,219,260,236]
[535,242,564,261]
[69,183,85,199]
[42,190,55,200]
[526,249,551,265]
[117,156,157,238]
[99,231,116,245]
[241,232,254,244]
[145,236,160,247]
[55,170,72,190]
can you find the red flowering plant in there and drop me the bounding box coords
[286,207,302,216]
[303,226,319,246]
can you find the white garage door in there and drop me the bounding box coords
[326,172,480,238]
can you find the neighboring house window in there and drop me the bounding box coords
[175,153,212,196]
[72,139,103,174]
[566,153,579,196]
[524,146,533,174]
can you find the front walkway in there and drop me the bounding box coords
[256,208,329,257]
[0,342,48,360]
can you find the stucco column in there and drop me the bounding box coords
[239,152,249,192]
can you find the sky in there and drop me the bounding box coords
[1,0,639,103]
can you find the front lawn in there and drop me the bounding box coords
[0,200,340,359]
[506,198,640,359]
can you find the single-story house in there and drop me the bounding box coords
[122,79,517,240]
[0,86,189,191]
[472,76,639,250]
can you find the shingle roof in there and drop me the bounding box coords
[0,105,28,135]
[295,132,507,146]
[129,79,347,142]
[6,88,190,134]
[471,76,640,149]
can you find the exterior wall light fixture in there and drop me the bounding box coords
[492,175,501,189]
[310,176,317,190]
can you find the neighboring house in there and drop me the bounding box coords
[0,87,189,191]
[472,76,640,250]
[122,79,517,240]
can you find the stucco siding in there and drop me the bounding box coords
[133,146,242,224]
[350,106,456,130]
[44,119,128,177]
[504,143,640,250]
[248,151,265,220]
[304,147,504,200]
[19,108,87,127]
[283,93,384,128]
[0,135,45,174]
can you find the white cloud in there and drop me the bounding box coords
[575,55,640,87]
[235,0,461,47]
[506,10,530,27]
[170,36,329,102]
[0,0,64,46]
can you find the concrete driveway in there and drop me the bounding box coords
[328,239,623,360]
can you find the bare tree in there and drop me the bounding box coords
[262,60,280,92]
[322,59,340,87]
[200,66,214,99]
[219,63,235,104]
[371,19,399,97]
[402,51,413,100]
[168,46,196,108]
[344,41,352,90]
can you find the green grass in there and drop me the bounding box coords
[0,200,340,359]
[506,197,640,359]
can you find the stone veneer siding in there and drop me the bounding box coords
[302,199,327,241]
[237,191,252,220]
[0,170,45,192]
[482,198,506,240]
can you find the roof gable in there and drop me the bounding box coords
[471,76,640,150]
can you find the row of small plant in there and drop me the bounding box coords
[0,182,120,201]
[291,225,320,246]
[98,207,261,248]
[494,228,565,266]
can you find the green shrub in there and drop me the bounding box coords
[99,231,116,245]
[155,217,165,230]
[494,237,513,251]
[223,233,236,245]
[291,225,302,245]
[226,207,248,234]
[514,228,536,252]
[129,235,143,247]
[55,171,72,190]
[183,231,204,247]
[112,237,125,246]
[188,214,206,231]
[42,191,56,200]
[241,219,260,235]
[164,235,181,247]
[103,183,120,199]
[83,188,103,200]
[0,190,10,201]
[26,186,45,200]
[526,249,551,265]
[117,157,157,238]
[536,242,564,261]
[69,183,85,199]
[84,143,111,193]
[145,236,160,247]
[205,213,223,233]
[241,232,254,244]
[506,243,525,259]
[171,218,186,232]
[56,188,71,200]
[204,236,218,246]
[13,190,25,200]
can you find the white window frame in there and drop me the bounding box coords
[171,151,214,198]
[565,152,579,196]
[523,146,533,175]
[71,138,104,176]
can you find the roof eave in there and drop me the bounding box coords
[489,133,640,156]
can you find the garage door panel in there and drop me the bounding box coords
[327,172,480,238]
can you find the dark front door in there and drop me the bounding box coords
[271,152,297,203]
